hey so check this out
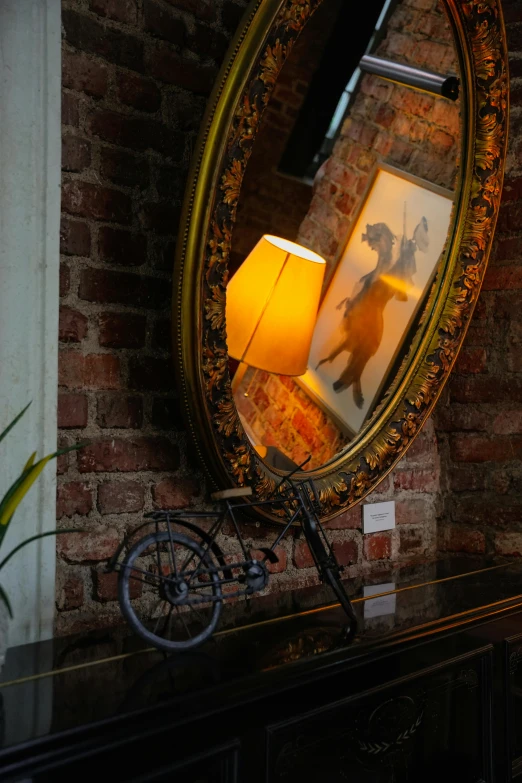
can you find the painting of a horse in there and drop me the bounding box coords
[316,216,429,408]
[298,165,453,436]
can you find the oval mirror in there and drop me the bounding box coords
[174,0,508,520]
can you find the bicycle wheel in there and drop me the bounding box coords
[118,531,222,652]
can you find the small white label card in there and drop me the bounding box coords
[363,582,396,619]
[363,500,395,534]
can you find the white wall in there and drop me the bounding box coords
[0,0,61,646]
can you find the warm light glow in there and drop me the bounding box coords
[380,273,422,300]
[226,235,326,376]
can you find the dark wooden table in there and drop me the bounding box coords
[1,557,522,782]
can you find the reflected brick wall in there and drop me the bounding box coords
[235,0,458,512]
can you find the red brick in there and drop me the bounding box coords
[251,546,287,574]
[60,263,70,296]
[116,71,161,114]
[63,10,144,71]
[454,347,487,374]
[89,0,138,24]
[393,469,439,493]
[57,437,72,476]
[97,227,147,266]
[90,109,184,158]
[99,312,147,348]
[58,394,88,429]
[151,397,185,430]
[144,0,186,45]
[188,24,228,63]
[221,0,244,30]
[399,527,425,555]
[508,346,522,372]
[324,507,361,530]
[492,235,522,262]
[93,569,141,602]
[448,466,486,493]
[495,532,522,557]
[62,135,91,173]
[167,0,215,21]
[435,404,489,433]
[453,498,522,528]
[98,480,144,514]
[100,147,149,188]
[62,50,108,98]
[59,352,121,390]
[501,176,522,203]
[291,408,321,451]
[450,377,522,404]
[152,319,171,352]
[364,533,391,561]
[60,219,91,257]
[57,576,84,611]
[146,45,216,94]
[439,528,486,554]
[139,202,181,234]
[62,181,132,224]
[62,92,80,127]
[57,482,93,517]
[59,307,88,343]
[293,539,314,569]
[152,477,197,508]
[450,434,522,463]
[492,410,522,435]
[78,437,179,472]
[332,540,358,566]
[97,395,143,429]
[497,202,522,235]
[403,432,435,462]
[483,264,522,291]
[79,268,169,309]
[128,356,175,391]
[374,103,396,130]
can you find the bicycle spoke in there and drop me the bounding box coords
[153,600,168,635]
[176,604,192,639]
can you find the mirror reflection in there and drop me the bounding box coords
[226,0,461,471]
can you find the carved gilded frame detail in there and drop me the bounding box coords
[173,0,508,521]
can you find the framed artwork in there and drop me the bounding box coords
[299,163,454,436]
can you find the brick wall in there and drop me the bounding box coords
[56,0,517,636]
[57,0,248,632]
[435,0,522,558]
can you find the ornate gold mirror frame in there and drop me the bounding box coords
[173,0,508,521]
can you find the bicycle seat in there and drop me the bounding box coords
[210,487,253,500]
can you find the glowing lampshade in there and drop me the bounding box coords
[226,235,326,376]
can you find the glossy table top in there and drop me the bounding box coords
[2,556,522,752]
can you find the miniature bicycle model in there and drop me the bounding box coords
[108,463,358,652]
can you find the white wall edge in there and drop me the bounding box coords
[0,0,61,646]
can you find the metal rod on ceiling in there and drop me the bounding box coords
[359,54,460,101]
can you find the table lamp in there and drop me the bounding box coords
[226,234,326,377]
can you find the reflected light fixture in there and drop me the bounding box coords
[226,234,326,376]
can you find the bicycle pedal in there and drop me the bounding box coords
[256,547,279,564]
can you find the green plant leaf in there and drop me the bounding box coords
[0,455,56,528]
[23,452,37,472]
[0,403,31,448]
[0,528,83,572]
[0,465,37,546]
[0,442,87,539]
[0,585,13,618]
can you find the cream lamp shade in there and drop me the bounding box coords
[226,235,326,376]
